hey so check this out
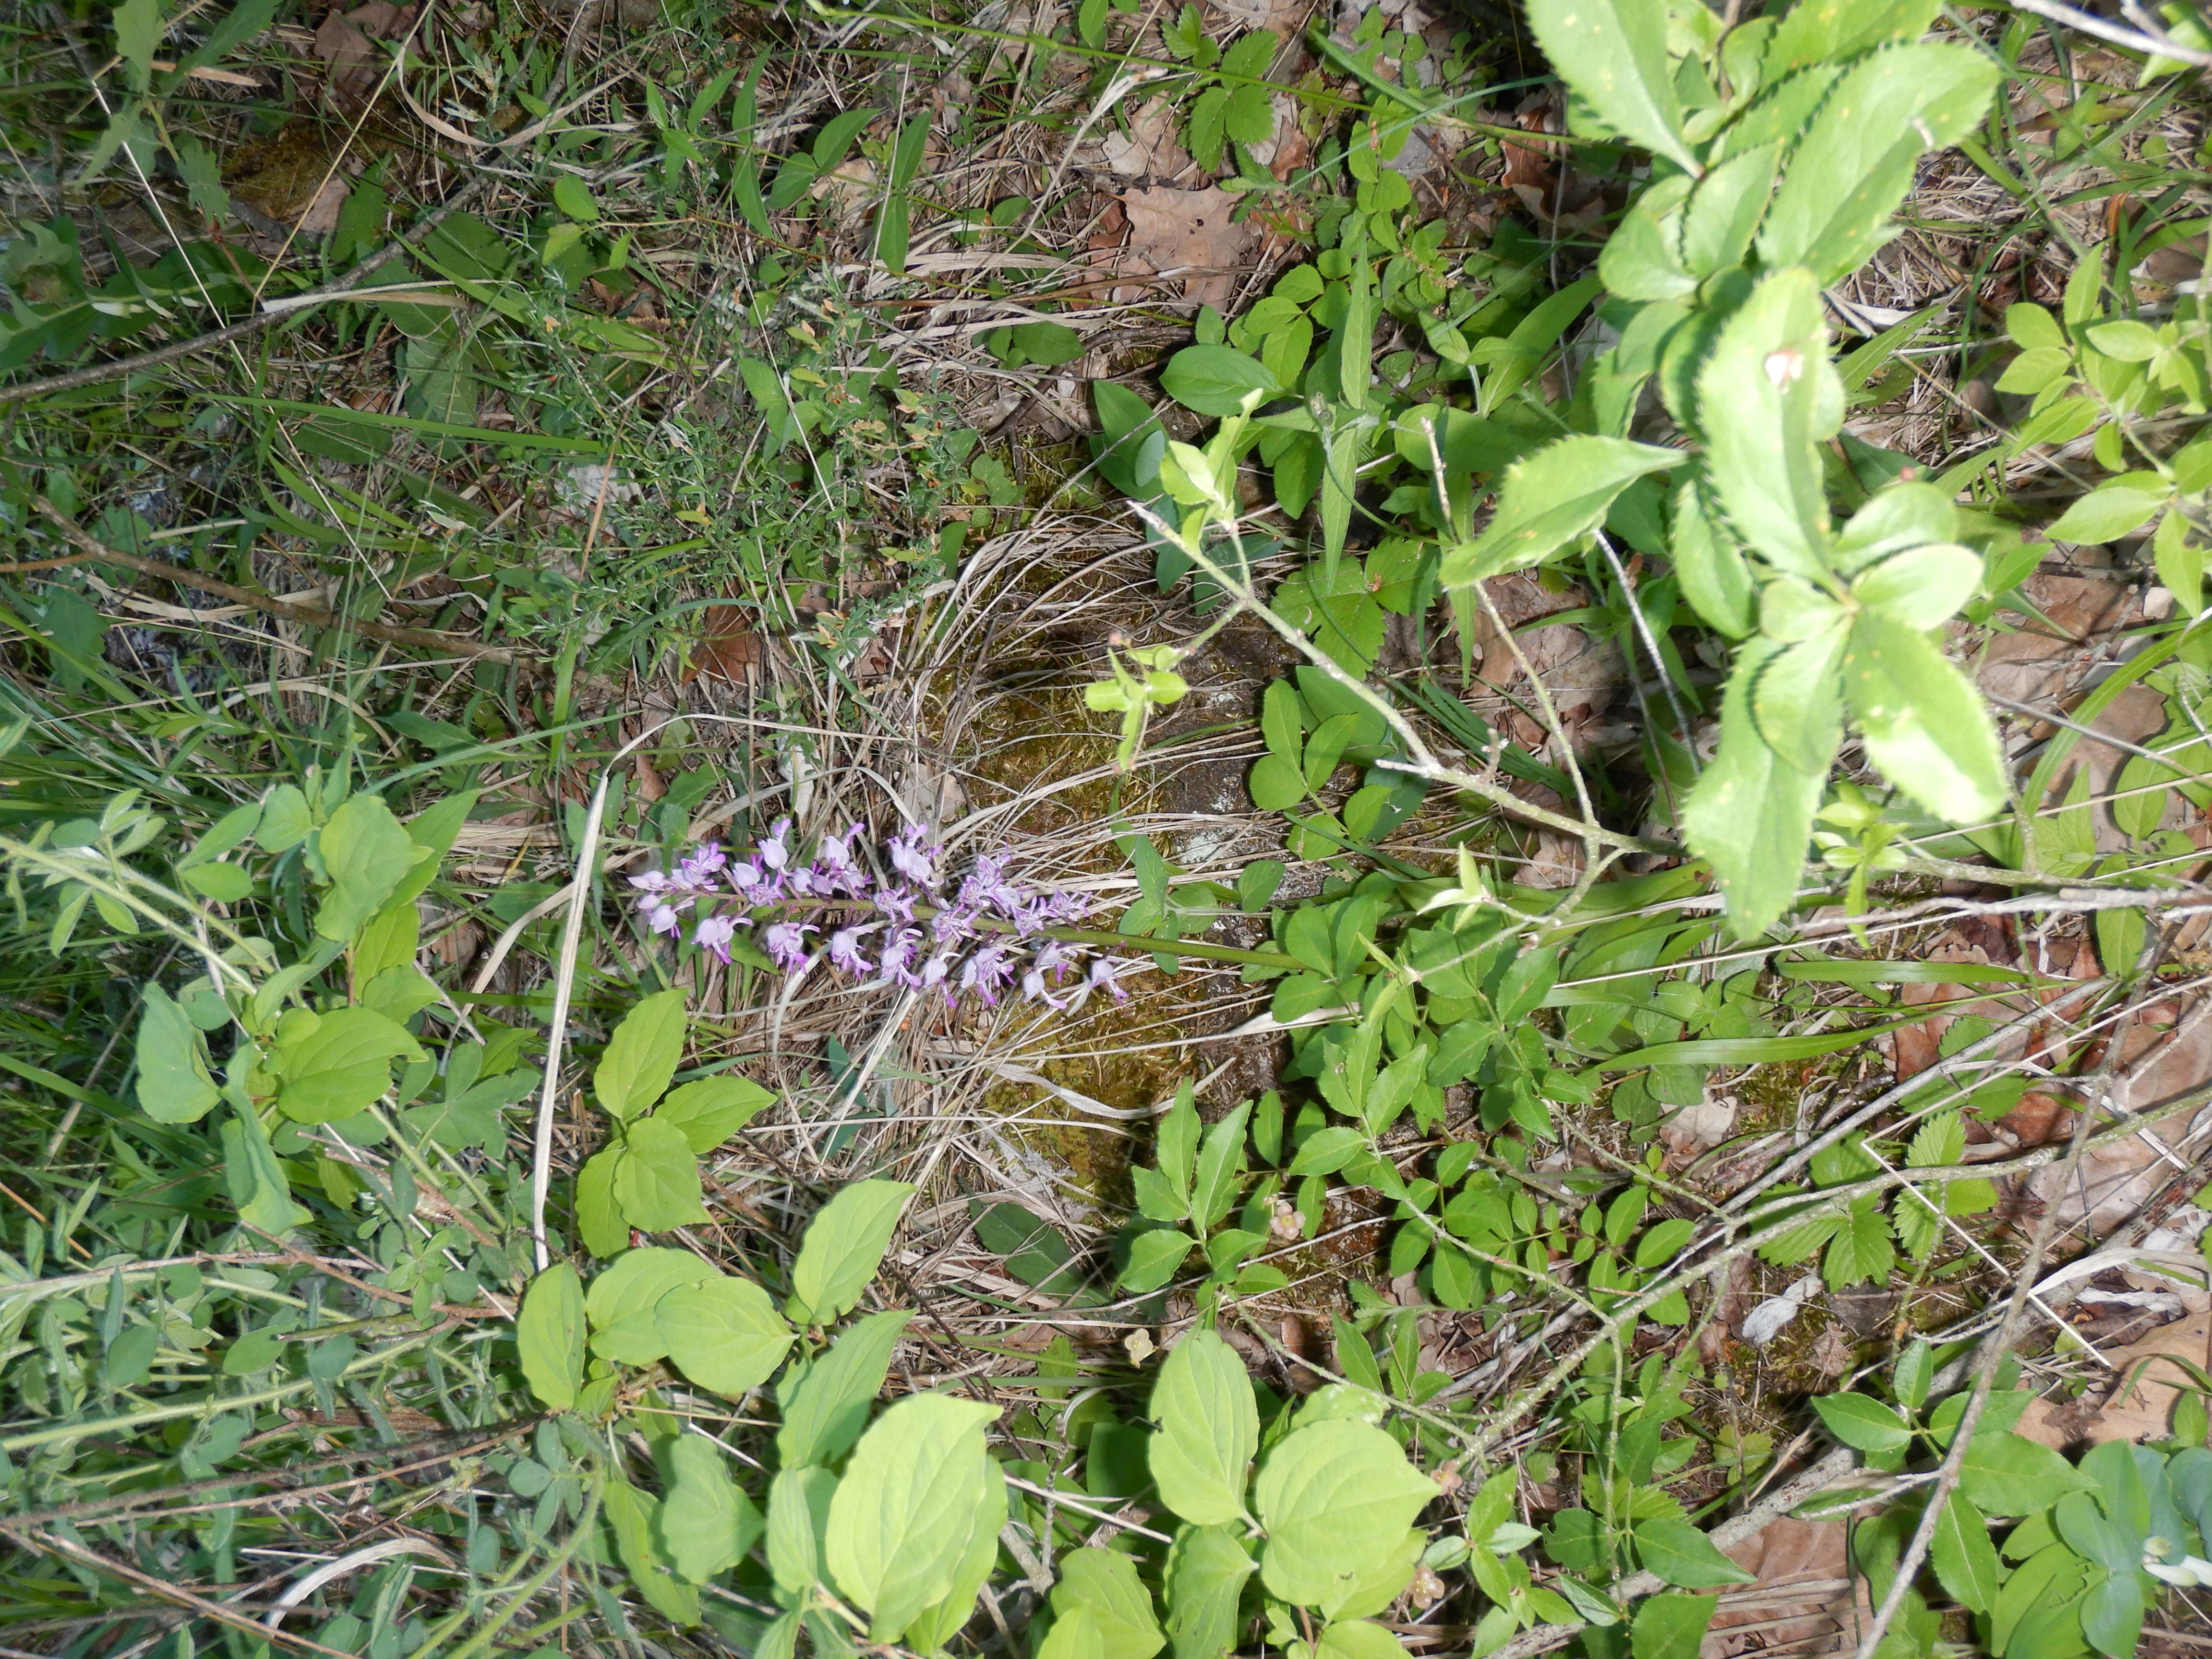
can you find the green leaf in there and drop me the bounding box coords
[659,1273,794,1397]
[1844,614,2008,824]
[1810,1394,1912,1454]
[1253,1420,1437,1608]
[313,794,427,945]
[657,1075,772,1153]
[660,1434,761,1584]
[596,988,687,1122]
[113,0,162,83]
[586,1246,714,1342]
[135,983,219,1124]
[575,1146,628,1257]
[605,1476,700,1625]
[517,1262,585,1409]
[1821,1198,1895,1288]
[1166,1524,1256,1659]
[221,1102,310,1236]
[1681,638,1826,937]
[1158,1082,1200,1205]
[2079,1568,2144,1659]
[1633,1518,1755,1588]
[1314,1623,1404,1659]
[1121,1228,1195,1291]
[1190,1102,1251,1232]
[1630,1591,1718,1659]
[552,174,601,222]
[1148,1329,1260,1526]
[767,1465,837,1594]
[1052,1548,1166,1659]
[1755,45,1999,284]
[614,1117,711,1231]
[1930,1491,1999,1614]
[779,1309,915,1467]
[273,1006,426,1123]
[1894,1342,1936,1412]
[1250,754,1307,810]
[904,1462,1009,1655]
[788,1179,916,1324]
[1680,143,1780,278]
[1523,0,1698,174]
[1440,437,1682,587]
[1749,622,1848,776]
[2045,479,2169,544]
[1286,1126,1368,1177]
[1851,542,1983,629]
[1597,195,1697,302]
[1695,266,1837,579]
[1669,475,1755,638]
[1160,346,1282,416]
[824,1393,1000,1642]
[1959,1431,2099,1515]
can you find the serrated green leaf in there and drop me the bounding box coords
[1755,45,1999,283]
[1851,542,1983,630]
[1844,614,2008,823]
[1524,0,1698,173]
[1441,436,1682,587]
[1695,266,1837,578]
[1682,638,1826,937]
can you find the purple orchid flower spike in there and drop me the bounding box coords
[693,913,738,964]
[757,817,793,874]
[887,823,938,888]
[828,923,878,976]
[762,919,815,971]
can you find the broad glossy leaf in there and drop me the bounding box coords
[1749,622,1848,775]
[1755,45,1999,283]
[136,983,218,1124]
[313,793,425,944]
[1959,1430,2099,1515]
[1843,615,2008,823]
[1811,1393,1911,1454]
[1313,1622,1404,1659]
[2045,478,2169,544]
[273,1006,426,1123]
[767,1465,837,1594]
[605,1476,701,1625]
[596,988,687,1122]
[659,1274,794,1397]
[1633,1518,1755,1588]
[824,1393,1000,1641]
[788,1179,915,1324]
[2080,1571,2144,1659]
[904,1460,1008,1655]
[1148,1329,1260,1526]
[1524,0,1698,173]
[657,1075,772,1153]
[1681,638,1826,937]
[660,1433,762,1584]
[1053,1548,1165,1659]
[1930,1491,1999,1613]
[1695,266,1838,578]
[517,1262,585,1408]
[586,1245,715,1339]
[614,1117,711,1231]
[1852,542,1983,629]
[779,1309,914,1467]
[1629,1590,1718,1659]
[575,1146,628,1257]
[1440,436,1682,587]
[1160,346,1282,416]
[1166,1524,1255,1659]
[1253,1419,1437,1608]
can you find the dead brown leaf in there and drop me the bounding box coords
[1117,185,1259,309]
[2022,1313,2212,1447]
[313,2,415,110]
[687,603,762,686]
[1089,96,1193,181]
